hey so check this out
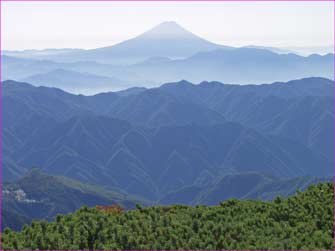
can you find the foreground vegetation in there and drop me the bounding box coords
[2,183,333,250]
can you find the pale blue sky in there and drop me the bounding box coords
[2,1,334,50]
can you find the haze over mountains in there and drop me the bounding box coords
[4,22,227,64]
[3,21,334,231]
[3,22,334,94]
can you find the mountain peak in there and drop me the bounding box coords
[155,21,183,29]
[141,21,197,39]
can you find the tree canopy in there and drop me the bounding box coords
[2,182,333,250]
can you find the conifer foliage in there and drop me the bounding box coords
[2,183,333,250]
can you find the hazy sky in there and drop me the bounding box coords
[2,1,334,50]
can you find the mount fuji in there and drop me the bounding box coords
[3,21,334,94]
[84,21,230,64]
[6,22,230,65]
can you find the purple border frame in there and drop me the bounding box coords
[0,0,334,1]
[0,0,333,2]
[0,0,334,251]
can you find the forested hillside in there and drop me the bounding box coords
[2,183,333,250]
[2,169,146,231]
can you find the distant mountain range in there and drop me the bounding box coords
[243,45,334,56]
[4,22,229,64]
[3,22,334,94]
[22,69,131,94]
[126,48,333,85]
[159,173,330,205]
[2,48,84,59]
[3,77,333,202]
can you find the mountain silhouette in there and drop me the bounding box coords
[3,22,333,93]
[28,22,228,64]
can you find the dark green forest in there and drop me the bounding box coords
[2,183,334,250]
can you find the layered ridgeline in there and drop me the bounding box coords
[159,174,330,206]
[3,169,146,231]
[4,51,333,94]
[2,183,334,250]
[3,22,334,94]
[3,77,334,202]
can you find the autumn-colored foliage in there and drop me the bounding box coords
[96,205,124,214]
